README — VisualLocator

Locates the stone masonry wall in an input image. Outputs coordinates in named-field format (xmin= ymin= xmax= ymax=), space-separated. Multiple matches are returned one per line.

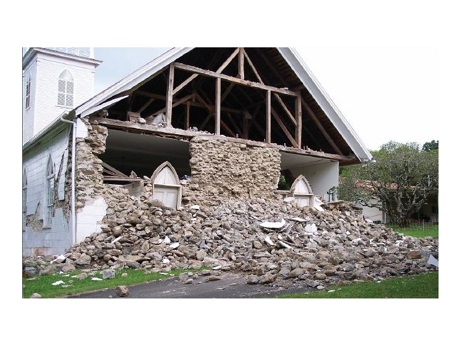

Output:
xmin=75 ymin=121 xmax=284 ymax=246
xmin=75 ymin=118 xmax=108 ymax=210
xmin=183 ymin=136 xmax=281 ymax=204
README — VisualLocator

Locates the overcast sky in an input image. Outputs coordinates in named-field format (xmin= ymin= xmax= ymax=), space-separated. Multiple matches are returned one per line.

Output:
xmin=93 ymin=47 xmax=438 ymax=152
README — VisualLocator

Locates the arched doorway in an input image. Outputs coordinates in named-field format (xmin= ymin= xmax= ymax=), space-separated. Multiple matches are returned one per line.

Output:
xmin=151 ymin=161 xmax=182 ymax=209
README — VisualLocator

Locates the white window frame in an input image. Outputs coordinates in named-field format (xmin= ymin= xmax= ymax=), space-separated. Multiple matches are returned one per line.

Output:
xmin=57 ymin=70 xmax=74 ymax=108
xmin=25 ymin=76 xmax=31 ymax=109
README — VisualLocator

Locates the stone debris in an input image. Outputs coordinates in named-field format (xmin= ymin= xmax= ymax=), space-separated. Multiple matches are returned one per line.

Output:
xmin=102 ymin=269 xmax=115 ymax=279
xmin=116 ymin=285 xmax=129 ymax=297
xmin=427 ymin=255 xmax=439 ymax=267
xmin=23 ymin=197 xmax=438 ymax=291
xmin=259 ymin=218 xmax=286 ymax=229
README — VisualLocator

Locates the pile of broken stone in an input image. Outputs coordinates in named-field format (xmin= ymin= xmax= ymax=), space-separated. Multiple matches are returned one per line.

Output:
xmin=23 ymin=196 xmax=438 ymax=291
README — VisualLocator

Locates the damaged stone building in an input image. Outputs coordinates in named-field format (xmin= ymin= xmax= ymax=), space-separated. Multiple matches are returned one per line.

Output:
xmin=22 ymin=47 xmax=373 ymax=256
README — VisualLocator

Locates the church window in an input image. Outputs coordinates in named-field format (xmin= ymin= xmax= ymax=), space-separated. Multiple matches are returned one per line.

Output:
xmin=25 ymin=76 xmax=31 ymax=109
xmin=57 ymin=70 xmax=74 ymax=107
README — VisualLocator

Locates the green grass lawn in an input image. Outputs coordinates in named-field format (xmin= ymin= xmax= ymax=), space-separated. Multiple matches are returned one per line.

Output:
xmin=278 ymin=271 xmax=438 ymax=298
xmin=22 ymin=268 xmax=200 ymax=298
xmin=24 ymin=268 xmax=439 ymax=299
xmin=390 ymin=223 xmax=438 ymax=239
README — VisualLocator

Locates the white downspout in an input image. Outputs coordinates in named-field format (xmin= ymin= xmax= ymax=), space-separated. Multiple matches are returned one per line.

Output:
xmin=60 ymin=113 xmax=77 ymax=244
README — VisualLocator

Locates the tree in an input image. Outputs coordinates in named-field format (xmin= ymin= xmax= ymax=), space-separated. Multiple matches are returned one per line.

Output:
xmin=339 ymin=141 xmax=438 ymax=226
xmin=422 ymin=139 xmax=439 ymax=152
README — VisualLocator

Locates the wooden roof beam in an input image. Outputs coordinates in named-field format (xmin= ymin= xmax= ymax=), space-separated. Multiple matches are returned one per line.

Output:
xmin=101 ymin=162 xmax=129 ymax=177
xmin=224 ymin=112 xmax=244 ymax=138
xmin=137 ymin=98 xmax=155 ymax=113
xmin=238 ymin=48 xmax=245 ymax=79
xmin=135 ymin=90 xmax=166 ymax=100
xmin=272 ymin=108 xmax=298 ymax=148
xmin=217 ymin=48 xmax=240 ymax=73
xmin=173 ymin=62 xmax=297 ymax=97
xmin=173 ymin=73 xmax=199 ymax=95
xmin=146 ymin=94 xmax=193 ymax=119
xmin=243 ymin=49 xmax=297 ymax=125
xmin=301 ymin=99 xmax=343 ymax=155
xmin=254 ymin=48 xmax=343 ymax=155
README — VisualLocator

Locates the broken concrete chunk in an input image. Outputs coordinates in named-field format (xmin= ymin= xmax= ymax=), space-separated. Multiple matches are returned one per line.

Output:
xmin=51 ymin=255 xmax=66 ymax=264
xmin=260 ymin=218 xmax=286 ymax=229
xmin=304 ymin=223 xmax=317 ymax=234
xmin=427 ymin=255 xmax=439 ymax=267
xmin=279 ymin=241 xmax=292 ymax=249
xmin=290 ymin=217 xmax=309 ymax=222
xmin=313 ymin=197 xmax=324 ymax=212
xmin=264 ymin=236 xmax=274 ymax=246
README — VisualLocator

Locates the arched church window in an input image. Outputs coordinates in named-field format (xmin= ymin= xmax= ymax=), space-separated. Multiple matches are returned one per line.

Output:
xmin=25 ymin=75 xmax=31 ymax=109
xmin=57 ymin=70 xmax=74 ymax=107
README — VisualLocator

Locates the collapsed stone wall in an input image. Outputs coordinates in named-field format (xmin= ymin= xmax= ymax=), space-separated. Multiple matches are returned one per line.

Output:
xmin=75 ymin=118 xmax=108 ymax=210
xmin=77 ymin=120 xmax=283 ymax=213
xmin=24 ymin=121 xmax=438 ymax=289
xmin=25 ymin=197 xmax=439 ymax=290
xmin=184 ymin=136 xmax=281 ymax=205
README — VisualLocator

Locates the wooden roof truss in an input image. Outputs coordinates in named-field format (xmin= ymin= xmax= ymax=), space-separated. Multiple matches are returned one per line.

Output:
xmin=97 ymin=48 xmax=357 ymax=163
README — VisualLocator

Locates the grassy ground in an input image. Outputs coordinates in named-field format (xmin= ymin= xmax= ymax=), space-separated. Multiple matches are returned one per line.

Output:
xmin=22 ymin=268 xmax=199 ymax=298
xmin=24 ymin=268 xmax=439 ymax=299
xmin=277 ymin=272 xmax=438 ymax=298
xmin=390 ymin=223 xmax=438 ymax=239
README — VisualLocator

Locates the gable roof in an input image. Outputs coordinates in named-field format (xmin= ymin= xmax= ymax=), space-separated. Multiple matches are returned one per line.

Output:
xmin=75 ymin=48 xmax=191 ymax=116
xmin=73 ymin=47 xmax=372 ymax=163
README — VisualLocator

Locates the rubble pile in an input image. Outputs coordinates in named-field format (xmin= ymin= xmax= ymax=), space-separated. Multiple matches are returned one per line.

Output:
xmin=23 ymin=192 xmax=438 ymax=289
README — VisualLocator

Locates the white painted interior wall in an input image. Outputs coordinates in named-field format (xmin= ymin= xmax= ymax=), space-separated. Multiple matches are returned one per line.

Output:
xmin=290 ymin=160 xmax=339 ymax=199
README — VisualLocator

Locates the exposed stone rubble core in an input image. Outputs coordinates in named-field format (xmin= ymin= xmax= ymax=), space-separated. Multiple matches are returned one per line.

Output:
xmin=75 ymin=118 xmax=108 ymax=210
xmin=184 ymin=136 xmax=281 ymax=204
xmin=24 ymin=193 xmax=438 ymax=289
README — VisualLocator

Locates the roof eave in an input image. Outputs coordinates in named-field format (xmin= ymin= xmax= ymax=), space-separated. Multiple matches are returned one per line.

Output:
xmin=23 ymin=111 xmax=74 ymax=154
xmin=22 ymin=47 xmax=102 ymax=69
xmin=74 ymin=47 xmax=193 ymax=117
